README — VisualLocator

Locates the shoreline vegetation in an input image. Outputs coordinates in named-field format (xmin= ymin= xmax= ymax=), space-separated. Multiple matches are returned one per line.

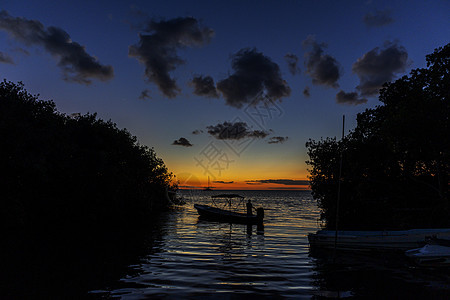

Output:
xmin=306 ymin=44 xmax=449 ymax=230
xmin=0 ymin=80 xmax=177 ymax=234
xmin=0 ymin=80 xmax=178 ymax=297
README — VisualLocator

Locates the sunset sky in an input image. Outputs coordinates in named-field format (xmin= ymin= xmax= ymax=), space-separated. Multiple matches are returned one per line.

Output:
xmin=1 ymin=0 xmax=449 ymax=190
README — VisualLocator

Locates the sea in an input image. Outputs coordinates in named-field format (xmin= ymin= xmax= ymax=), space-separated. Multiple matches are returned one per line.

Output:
xmin=87 ymin=190 xmax=449 ymax=299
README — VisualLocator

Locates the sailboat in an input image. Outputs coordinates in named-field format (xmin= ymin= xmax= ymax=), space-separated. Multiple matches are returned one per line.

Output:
xmin=203 ymin=176 xmax=213 ymax=191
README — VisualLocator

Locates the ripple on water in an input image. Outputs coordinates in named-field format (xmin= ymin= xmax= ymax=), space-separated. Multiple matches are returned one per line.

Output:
xmin=105 ymin=191 xmax=319 ymax=298
xmin=99 ymin=190 xmax=450 ymax=299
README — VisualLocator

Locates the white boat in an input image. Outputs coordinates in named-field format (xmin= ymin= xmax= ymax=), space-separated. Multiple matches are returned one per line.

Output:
xmin=308 ymin=228 xmax=450 ymax=251
xmin=405 ymin=238 xmax=450 ymax=266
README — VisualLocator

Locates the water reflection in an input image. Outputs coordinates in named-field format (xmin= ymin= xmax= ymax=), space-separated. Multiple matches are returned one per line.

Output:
xmin=310 ymin=247 xmax=450 ymax=299
xmin=75 ymin=190 xmax=450 ymax=299
xmin=101 ymin=191 xmax=318 ymax=298
xmin=1 ymin=214 xmax=170 ymax=299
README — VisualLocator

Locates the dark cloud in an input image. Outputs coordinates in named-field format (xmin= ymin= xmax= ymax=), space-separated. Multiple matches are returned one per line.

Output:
xmin=246 ymin=179 xmax=309 ymax=186
xmin=129 ymin=17 xmax=214 ymax=98
xmin=0 ymin=10 xmax=113 ymax=84
xmin=284 ymin=53 xmax=300 ymax=75
xmin=363 ymin=10 xmax=394 ymax=27
xmin=190 ymin=75 xmax=218 ymax=98
xmin=138 ymin=89 xmax=151 ymax=100
xmin=192 ymin=129 xmax=203 ymax=135
xmin=216 ymin=48 xmax=291 ymax=108
xmin=335 ymin=90 xmax=368 ymax=105
xmin=303 ymin=86 xmax=310 ymax=98
xmin=268 ymin=136 xmax=288 ymax=144
xmin=172 ymin=137 xmax=193 ymax=147
xmin=352 ymin=41 xmax=408 ymax=96
xmin=0 ymin=51 xmax=13 ymax=64
xmin=207 ymin=121 xmax=269 ymax=140
xmin=302 ymin=36 xmax=341 ymax=88
xmin=213 ymin=181 xmax=234 ymax=184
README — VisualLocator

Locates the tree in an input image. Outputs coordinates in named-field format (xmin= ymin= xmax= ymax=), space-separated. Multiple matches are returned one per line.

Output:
xmin=0 ymin=80 xmax=175 ymax=232
xmin=306 ymin=44 xmax=449 ymax=230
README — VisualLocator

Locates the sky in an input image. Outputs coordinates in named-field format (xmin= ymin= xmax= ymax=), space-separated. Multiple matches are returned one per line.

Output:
xmin=1 ymin=0 xmax=449 ymax=190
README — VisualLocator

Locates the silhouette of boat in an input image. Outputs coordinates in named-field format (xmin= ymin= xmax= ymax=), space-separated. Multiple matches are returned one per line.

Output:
xmin=203 ymin=176 xmax=213 ymax=191
xmin=194 ymin=194 xmax=264 ymax=224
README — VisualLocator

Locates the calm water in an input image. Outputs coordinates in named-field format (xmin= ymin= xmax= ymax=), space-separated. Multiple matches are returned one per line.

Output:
xmin=88 ymin=190 xmax=450 ymax=299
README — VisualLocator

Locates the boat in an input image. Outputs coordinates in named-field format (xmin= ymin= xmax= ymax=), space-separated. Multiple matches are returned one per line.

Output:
xmin=194 ymin=194 xmax=264 ymax=224
xmin=203 ymin=176 xmax=213 ymax=191
xmin=405 ymin=238 xmax=450 ymax=266
xmin=308 ymin=228 xmax=450 ymax=251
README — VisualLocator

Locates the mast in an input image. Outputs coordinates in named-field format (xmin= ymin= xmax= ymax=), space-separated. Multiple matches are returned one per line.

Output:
xmin=204 ymin=176 xmax=212 ymax=191
xmin=334 ymin=115 xmax=345 ymax=253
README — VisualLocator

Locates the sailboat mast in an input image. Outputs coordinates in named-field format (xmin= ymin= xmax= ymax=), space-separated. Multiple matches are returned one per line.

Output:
xmin=334 ymin=115 xmax=345 ymax=252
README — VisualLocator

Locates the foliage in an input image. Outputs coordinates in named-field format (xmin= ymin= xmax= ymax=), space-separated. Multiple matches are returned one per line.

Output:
xmin=0 ymin=80 xmax=175 ymax=231
xmin=306 ymin=44 xmax=449 ymax=230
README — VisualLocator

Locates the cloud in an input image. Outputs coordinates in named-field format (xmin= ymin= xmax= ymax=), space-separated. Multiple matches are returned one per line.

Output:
xmin=207 ymin=121 xmax=269 ymax=140
xmin=190 ymin=75 xmax=218 ymax=98
xmin=172 ymin=137 xmax=193 ymax=147
xmin=0 ymin=51 xmax=13 ymax=64
xmin=213 ymin=181 xmax=234 ymax=184
xmin=246 ymin=179 xmax=310 ymax=186
xmin=138 ymin=89 xmax=151 ymax=100
xmin=363 ymin=10 xmax=394 ymax=27
xmin=129 ymin=17 xmax=214 ymax=98
xmin=216 ymin=48 xmax=291 ymax=108
xmin=268 ymin=136 xmax=288 ymax=144
xmin=335 ymin=90 xmax=368 ymax=105
xmin=352 ymin=41 xmax=408 ymax=96
xmin=284 ymin=53 xmax=300 ymax=75
xmin=302 ymin=36 xmax=341 ymax=88
xmin=0 ymin=10 xmax=114 ymax=84
xmin=192 ymin=129 xmax=203 ymax=135
xmin=303 ymin=86 xmax=310 ymax=98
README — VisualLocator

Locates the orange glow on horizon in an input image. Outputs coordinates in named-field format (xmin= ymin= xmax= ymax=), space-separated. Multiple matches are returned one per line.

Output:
xmin=175 ymin=172 xmax=310 ymax=191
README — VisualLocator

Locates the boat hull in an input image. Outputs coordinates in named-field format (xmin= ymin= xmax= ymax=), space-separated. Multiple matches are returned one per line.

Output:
xmin=194 ymin=204 xmax=262 ymax=225
xmin=405 ymin=244 xmax=450 ymax=266
xmin=308 ymin=229 xmax=450 ymax=251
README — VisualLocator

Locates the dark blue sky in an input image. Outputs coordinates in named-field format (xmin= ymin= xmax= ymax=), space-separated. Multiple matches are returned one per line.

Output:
xmin=1 ymin=0 xmax=449 ymax=189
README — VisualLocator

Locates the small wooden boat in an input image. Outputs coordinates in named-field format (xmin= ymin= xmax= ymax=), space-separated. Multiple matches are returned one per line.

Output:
xmin=308 ymin=228 xmax=450 ymax=251
xmin=194 ymin=194 xmax=264 ymax=224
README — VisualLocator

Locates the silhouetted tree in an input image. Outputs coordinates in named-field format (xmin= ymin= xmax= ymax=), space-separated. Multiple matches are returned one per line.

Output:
xmin=0 ymin=80 xmax=175 ymax=232
xmin=306 ymin=44 xmax=449 ymax=230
